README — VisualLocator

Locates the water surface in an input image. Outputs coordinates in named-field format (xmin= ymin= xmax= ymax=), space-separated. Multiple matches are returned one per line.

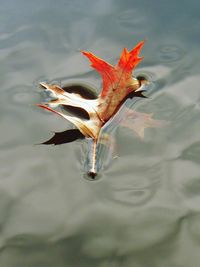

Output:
xmin=1 ymin=0 xmax=200 ymax=266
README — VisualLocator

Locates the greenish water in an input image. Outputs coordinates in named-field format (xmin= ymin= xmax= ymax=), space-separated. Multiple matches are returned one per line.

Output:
xmin=1 ymin=0 xmax=200 ymax=266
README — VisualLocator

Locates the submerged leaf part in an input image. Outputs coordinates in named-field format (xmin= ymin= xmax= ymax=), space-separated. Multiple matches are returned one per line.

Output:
xmin=120 ymin=108 xmax=168 ymax=139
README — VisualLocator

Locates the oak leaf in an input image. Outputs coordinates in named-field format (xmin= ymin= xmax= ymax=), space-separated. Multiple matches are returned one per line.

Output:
xmin=36 ymin=41 xmax=166 ymax=178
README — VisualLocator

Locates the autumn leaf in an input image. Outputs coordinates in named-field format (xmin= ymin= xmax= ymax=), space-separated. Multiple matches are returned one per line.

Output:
xmin=36 ymin=41 xmax=167 ymax=178
xmin=82 ymin=41 xmax=145 ymax=122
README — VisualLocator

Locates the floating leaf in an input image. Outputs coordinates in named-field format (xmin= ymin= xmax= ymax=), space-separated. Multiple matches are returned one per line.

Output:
xmin=36 ymin=41 xmax=167 ymax=178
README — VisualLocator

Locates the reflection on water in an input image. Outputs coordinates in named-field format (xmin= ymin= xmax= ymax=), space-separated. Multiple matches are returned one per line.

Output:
xmin=1 ymin=0 xmax=200 ymax=266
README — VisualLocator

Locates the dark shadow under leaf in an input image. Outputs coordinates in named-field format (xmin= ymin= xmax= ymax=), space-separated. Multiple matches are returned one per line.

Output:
xmin=127 ymin=90 xmax=147 ymax=99
xmin=62 ymin=105 xmax=90 ymax=120
xmin=42 ymin=129 xmax=85 ymax=145
xmin=62 ymin=84 xmax=97 ymax=99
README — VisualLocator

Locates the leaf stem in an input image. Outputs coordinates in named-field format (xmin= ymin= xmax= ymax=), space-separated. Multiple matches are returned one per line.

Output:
xmin=88 ymin=138 xmax=97 ymax=179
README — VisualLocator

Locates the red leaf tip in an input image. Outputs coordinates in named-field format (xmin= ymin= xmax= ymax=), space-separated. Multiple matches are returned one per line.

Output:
xmin=81 ymin=41 xmax=145 ymax=99
xmin=118 ymin=40 xmax=145 ymax=72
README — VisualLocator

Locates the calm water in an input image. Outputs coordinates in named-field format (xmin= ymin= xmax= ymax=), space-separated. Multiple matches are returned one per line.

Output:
xmin=1 ymin=0 xmax=200 ymax=266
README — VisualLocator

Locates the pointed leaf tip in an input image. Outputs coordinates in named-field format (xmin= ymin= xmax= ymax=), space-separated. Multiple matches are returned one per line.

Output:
xmin=82 ymin=50 xmax=117 ymax=98
xmin=35 ymin=104 xmax=66 ymax=119
xmin=82 ymin=51 xmax=114 ymax=73
xmin=130 ymin=40 xmax=145 ymax=56
xmin=118 ymin=40 xmax=145 ymax=72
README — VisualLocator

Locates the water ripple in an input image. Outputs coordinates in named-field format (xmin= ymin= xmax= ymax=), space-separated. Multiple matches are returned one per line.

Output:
xmin=106 ymin=160 xmax=162 ymax=206
xmin=187 ymin=213 xmax=200 ymax=242
xmin=179 ymin=141 xmax=200 ymax=164
xmin=170 ymin=160 xmax=200 ymax=210
xmin=116 ymin=9 xmax=147 ymax=35
xmin=158 ymin=44 xmax=185 ymax=63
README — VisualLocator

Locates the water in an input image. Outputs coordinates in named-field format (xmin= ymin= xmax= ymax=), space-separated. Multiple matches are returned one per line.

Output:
xmin=1 ymin=0 xmax=200 ymax=266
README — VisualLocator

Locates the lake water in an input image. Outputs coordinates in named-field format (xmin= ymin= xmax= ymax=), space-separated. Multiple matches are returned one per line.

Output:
xmin=1 ymin=0 xmax=200 ymax=266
